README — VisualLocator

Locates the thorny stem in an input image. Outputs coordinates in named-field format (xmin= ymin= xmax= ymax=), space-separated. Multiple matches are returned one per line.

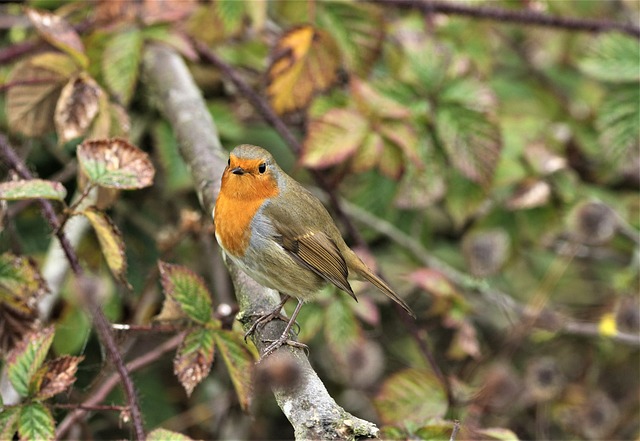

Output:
xmin=0 ymin=135 xmax=146 ymax=441
xmin=55 ymin=333 xmax=185 ymax=440
xmin=369 ymin=0 xmax=640 ymax=39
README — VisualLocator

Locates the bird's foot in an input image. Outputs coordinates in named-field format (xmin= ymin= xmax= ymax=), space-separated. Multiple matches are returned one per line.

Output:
xmin=244 ymin=309 xmax=288 ymax=342
xmin=261 ymin=335 xmax=308 ymax=358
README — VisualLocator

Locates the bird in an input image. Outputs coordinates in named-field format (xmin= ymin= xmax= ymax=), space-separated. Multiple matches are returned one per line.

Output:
xmin=213 ymin=144 xmax=415 ymax=357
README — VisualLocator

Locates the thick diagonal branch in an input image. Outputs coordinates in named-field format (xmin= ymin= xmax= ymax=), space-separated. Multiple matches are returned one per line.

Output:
xmin=142 ymin=43 xmax=379 ymax=439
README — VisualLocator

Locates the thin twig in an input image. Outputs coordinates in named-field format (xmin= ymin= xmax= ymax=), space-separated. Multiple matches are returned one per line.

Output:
xmin=0 ymin=134 xmax=146 ymax=441
xmin=369 ymin=0 xmax=640 ymax=39
xmin=450 ymin=419 xmax=461 ymax=441
xmin=55 ymin=333 xmax=184 ymax=440
xmin=340 ymin=197 xmax=640 ymax=347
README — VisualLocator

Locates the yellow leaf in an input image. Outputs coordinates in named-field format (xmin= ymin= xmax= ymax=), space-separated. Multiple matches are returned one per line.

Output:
xmin=267 ymin=25 xmax=341 ymax=114
xmin=81 ymin=208 xmax=128 ymax=285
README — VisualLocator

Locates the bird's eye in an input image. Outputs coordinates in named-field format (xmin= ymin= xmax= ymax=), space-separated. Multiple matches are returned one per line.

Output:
xmin=227 ymin=158 xmax=230 ymax=166
xmin=258 ymin=163 xmax=267 ymax=174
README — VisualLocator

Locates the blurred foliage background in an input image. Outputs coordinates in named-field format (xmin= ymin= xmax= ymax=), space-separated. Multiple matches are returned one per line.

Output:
xmin=0 ymin=0 xmax=638 ymax=440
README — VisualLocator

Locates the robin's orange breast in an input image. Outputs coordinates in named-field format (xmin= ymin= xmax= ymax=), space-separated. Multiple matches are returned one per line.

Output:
xmin=214 ymin=172 xmax=280 ymax=257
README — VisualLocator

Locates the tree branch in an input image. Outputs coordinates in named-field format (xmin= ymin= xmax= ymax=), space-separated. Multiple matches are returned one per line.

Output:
xmin=369 ymin=0 xmax=640 ymax=39
xmin=142 ymin=43 xmax=379 ymax=439
xmin=0 ymin=134 xmax=146 ymax=441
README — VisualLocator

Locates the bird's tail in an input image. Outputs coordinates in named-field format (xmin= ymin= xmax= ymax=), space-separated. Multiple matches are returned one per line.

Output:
xmin=354 ymin=263 xmax=416 ymax=318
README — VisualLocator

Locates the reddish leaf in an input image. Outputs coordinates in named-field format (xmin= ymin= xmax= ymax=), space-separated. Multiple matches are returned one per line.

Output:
xmin=26 ymin=8 xmax=87 ymax=68
xmin=302 ymin=108 xmax=368 ymax=168
xmin=174 ymin=327 xmax=216 ymax=397
xmin=33 ymin=355 xmax=84 ymax=400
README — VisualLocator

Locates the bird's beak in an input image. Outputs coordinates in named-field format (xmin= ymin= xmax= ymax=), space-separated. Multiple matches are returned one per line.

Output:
xmin=231 ymin=167 xmax=245 ymax=175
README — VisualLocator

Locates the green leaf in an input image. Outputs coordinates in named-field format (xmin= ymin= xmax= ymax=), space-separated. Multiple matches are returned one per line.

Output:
xmin=147 ymin=428 xmax=194 ymax=441
xmin=18 ymin=402 xmax=55 ymax=441
xmin=444 ymin=172 xmax=486 ymax=229
xmin=324 ymin=297 xmax=363 ymax=374
xmin=102 ymin=28 xmax=143 ymax=105
xmin=0 ymin=252 xmax=47 ymax=311
xmin=579 ymin=33 xmax=640 ymax=83
xmin=81 ymin=207 xmax=128 ymax=284
xmin=374 ymin=368 xmax=448 ymax=426
xmin=7 ymin=326 xmax=55 ymax=397
xmin=596 ymin=84 xmax=640 ymax=163
xmin=414 ymin=420 xmax=456 ymax=440
xmin=215 ymin=0 xmax=246 ymax=31
xmin=76 ymin=138 xmax=155 ymax=189
xmin=437 ymin=103 xmax=502 ymax=186
xmin=0 ymin=406 xmax=20 ymax=440
xmin=6 ymin=52 xmax=77 ymax=136
xmin=317 ymin=2 xmax=384 ymax=76
xmin=0 ymin=179 xmax=66 ymax=201
xmin=214 ymin=330 xmax=255 ymax=411
xmin=174 ymin=327 xmax=216 ymax=397
xmin=302 ymin=108 xmax=368 ymax=168
xmin=26 ymin=8 xmax=88 ymax=69
xmin=158 ymin=261 xmax=213 ymax=324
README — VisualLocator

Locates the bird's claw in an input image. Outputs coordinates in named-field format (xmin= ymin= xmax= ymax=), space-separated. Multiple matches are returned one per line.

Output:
xmin=261 ymin=336 xmax=308 ymax=358
xmin=243 ymin=309 xmax=288 ymax=342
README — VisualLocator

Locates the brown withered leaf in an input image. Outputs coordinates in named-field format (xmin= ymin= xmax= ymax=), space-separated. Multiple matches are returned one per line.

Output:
xmin=55 ymin=73 xmax=102 ymax=144
xmin=174 ymin=327 xmax=216 ymax=397
xmin=33 ymin=355 xmax=84 ymax=400
xmin=25 ymin=8 xmax=87 ymax=68
xmin=267 ymin=25 xmax=341 ymax=114
xmin=6 ymin=52 xmax=78 ymax=137
xmin=77 ymin=138 xmax=155 ymax=189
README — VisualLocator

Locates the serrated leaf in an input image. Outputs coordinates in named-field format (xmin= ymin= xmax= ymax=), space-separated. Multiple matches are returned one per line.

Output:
xmin=597 ymin=84 xmax=640 ymax=163
xmin=378 ymin=143 xmax=404 ymax=179
xmin=317 ymin=2 xmax=384 ymax=76
xmin=55 ymin=72 xmax=102 ymax=143
xmin=302 ymin=108 xmax=368 ymax=168
xmin=437 ymin=104 xmax=502 ymax=186
xmin=214 ymin=330 xmax=255 ymax=411
xmin=174 ymin=327 xmax=216 ymax=397
xmin=158 ymin=262 xmax=213 ymax=324
xmin=267 ymin=25 xmax=341 ymax=114
xmin=215 ymin=0 xmax=246 ymax=31
xmin=579 ymin=33 xmax=640 ymax=83
xmin=102 ymin=28 xmax=143 ymax=105
xmin=76 ymin=138 xmax=155 ymax=189
xmin=147 ymin=428 xmax=194 ymax=441
xmin=379 ymin=121 xmax=419 ymax=163
xmin=0 ymin=254 xmax=47 ymax=353
xmin=351 ymin=78 xmax=410 ymax=119
xmin=6 ymin=52 xmax=77 ymax=137
xmin=6 ymin=326 xmax=55 ymax=397
xmin=26 ymin=8 xmax=88 ymax=68
xmin=374 ymin=368 xmax=448 ymax=426
xmin=33 ymin=355 xmax=84 ymax=400
xmin=0 ymin=180 xmax=66 ymax=201
xmin=81 ymin=207 xmax=127 ymax=284
xmin=0 ymin=405 xmax=19 ymax=440
xmin=18 ymin=402 xmax=55 ymax=441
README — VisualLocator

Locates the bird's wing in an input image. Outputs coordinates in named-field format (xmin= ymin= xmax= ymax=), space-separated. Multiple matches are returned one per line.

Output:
xmin=275 ymin=228 xmax=356 ymax=301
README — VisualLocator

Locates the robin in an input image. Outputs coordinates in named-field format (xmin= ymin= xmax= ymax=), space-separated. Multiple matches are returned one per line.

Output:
xmin=214 ymin=144 xmax=415 ymax=357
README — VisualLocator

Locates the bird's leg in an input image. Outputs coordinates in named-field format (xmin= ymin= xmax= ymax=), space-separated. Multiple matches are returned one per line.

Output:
xmin=261 ymin=298 xmax=308 ymax=358
xmin=244 ymin=294 xmax=291 ymax=342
